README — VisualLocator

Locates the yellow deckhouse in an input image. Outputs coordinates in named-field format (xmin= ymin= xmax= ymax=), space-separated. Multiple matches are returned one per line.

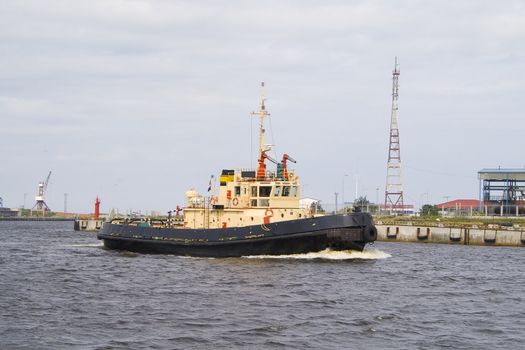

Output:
xmin=183 ymin=84 xmax=310 ymax=229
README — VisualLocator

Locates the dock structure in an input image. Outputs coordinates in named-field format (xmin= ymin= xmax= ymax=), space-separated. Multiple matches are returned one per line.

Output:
xmin=74 ymin=219 xmax=104 ymax=231
xmin=376 ymin=223 xmax=524 ymax=247
xmin=73 ymin=196 xmax=104 ymax=232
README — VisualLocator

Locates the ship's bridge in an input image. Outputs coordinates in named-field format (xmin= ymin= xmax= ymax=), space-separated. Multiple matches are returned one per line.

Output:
xmin=216 ymin=168 xmax=300 ymax=209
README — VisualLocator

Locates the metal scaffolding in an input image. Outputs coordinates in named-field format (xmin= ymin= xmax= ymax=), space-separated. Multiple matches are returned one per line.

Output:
xmin=384 ymin=57 xmax=404 ymax=213
xmin=478 ymin=168 xmax=525 ymax=216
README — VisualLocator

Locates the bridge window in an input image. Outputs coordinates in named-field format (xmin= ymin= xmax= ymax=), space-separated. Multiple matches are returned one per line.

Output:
xmin=259 ymin=186 xmax=272 ymax=197
xmin=274 ymin=186 xmax=281 ymax=197
xmin=259 ymin=199 xmax=270 ymax=207
xmin=282 ymin=186 xmax=291 ymax=197
xmin=235 ymin=186 xmax=241 ymax=196
xmin=291 ymin=186 xmax=297 ymax=197
xmin=251 ymin=186 xmax=257 ymax=197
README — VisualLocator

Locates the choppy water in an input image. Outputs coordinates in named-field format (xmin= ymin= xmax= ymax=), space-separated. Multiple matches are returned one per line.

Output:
xmin=1 ymin=221 xmax=524 ymax=349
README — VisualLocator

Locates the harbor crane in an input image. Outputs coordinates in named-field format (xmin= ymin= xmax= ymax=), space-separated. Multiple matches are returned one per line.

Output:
xmin=32 ymin=171 xmax=52 ymax=212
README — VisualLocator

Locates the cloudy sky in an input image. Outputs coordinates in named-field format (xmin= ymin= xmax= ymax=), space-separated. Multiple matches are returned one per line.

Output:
xmin=1 ymin=0 xmax=524 ymax=213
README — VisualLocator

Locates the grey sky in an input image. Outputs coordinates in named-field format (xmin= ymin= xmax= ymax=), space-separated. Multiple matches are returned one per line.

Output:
xmin=1 ymin=0 xmax=524 ymax=213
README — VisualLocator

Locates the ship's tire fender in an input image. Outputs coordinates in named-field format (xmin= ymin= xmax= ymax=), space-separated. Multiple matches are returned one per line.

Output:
xmin=265 ymin=208 xmax=273 ymax=217
xmin=232 ymin=198 xmax=239 ymax=206
xmin=363 ymin=225 xmax=377 ymax=242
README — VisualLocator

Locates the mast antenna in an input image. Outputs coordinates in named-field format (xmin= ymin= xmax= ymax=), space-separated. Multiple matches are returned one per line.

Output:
xmin=384 ymin=57 xmax=404 ymax=214
xmin=251 ymin=82 xmax=271 ymax=156
xmin=252 ymin=82 xmax=273 ymax=180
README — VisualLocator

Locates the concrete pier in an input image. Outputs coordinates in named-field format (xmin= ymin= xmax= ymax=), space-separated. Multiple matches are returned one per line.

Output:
xmin=0 ymin=217 xmax=74 ymax=221
xmin=74 ymin=219 xmax=104 ymax=232
xmin=376 ymin=224 xmax=524 ymax=247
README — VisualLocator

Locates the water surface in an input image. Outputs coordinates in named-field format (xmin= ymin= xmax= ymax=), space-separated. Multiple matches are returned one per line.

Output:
xmin=1 ymin=221 xmax=524 ymax=349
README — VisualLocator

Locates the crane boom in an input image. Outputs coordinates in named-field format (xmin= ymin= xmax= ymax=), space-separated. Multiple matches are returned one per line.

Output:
xmin=32 ymin=170 xmax=52 ymax=212
xmin=263 ymin=152 xmax=278 ymax=164
xmin=282 ymin=154 xmax=296 ymax=164
xmin=281 ymin=154 xmax=297 ymax=180
xmin=43 ymin=171 xmax=52 ymax=193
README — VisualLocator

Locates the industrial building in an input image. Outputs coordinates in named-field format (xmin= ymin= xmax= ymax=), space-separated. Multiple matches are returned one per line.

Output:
xmin=435 ymin=199 xmax=481 ymax=216
xmin=0 ymin=198 xmax=20 ymax=218
xmin=478 ymin=168 xmax=525 ymax=216
xmin=0 ymin=207 xmax=19 ymax=218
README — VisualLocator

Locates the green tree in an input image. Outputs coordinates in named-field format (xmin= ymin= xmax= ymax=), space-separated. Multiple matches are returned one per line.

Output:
xmin=420 ymin=204 xmax=439 ymax=216
xmin=354 ymin=196 xmax=370 ymax=212
xmin=310 ymin=201 xmax=324 ymax=213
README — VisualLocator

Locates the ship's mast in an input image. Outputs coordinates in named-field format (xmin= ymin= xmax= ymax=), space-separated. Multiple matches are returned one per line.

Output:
xmin=252 ymin=82 xmax=270 ymax=157
xmin=252 ymin=82 xmax=273 ymax=179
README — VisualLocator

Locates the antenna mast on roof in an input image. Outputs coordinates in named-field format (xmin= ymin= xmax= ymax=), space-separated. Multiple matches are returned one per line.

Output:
xmin=384 ymin=57 xmax=404 ymax=213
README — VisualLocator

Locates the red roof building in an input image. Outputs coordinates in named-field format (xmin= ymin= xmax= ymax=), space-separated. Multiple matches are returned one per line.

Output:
xmin=435 ymin=199 xmax=481 ymax=210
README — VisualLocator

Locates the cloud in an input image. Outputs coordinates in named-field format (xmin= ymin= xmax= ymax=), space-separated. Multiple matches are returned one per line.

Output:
xmin=0 ymin=0 xmax=524 ymax=211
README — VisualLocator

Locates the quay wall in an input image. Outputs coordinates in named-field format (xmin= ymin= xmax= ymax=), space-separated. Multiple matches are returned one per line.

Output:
xmin=74 ymin=219 xmax=104 ymax=232
xmin=376 ymin=224 xmax=524 ymax=247
xmin=0 ymin=217 xmax=74 ymax=221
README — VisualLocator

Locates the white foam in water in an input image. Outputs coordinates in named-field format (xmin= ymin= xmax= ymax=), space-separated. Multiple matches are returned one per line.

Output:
xmin=243 ymin=248 xmax=391 ymax=260
xmin=63 ymin=243 xmax=104 ymax=248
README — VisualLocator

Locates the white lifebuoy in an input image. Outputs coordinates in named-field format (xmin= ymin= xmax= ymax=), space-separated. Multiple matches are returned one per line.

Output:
xmin=232 ymin=198 xmax=239 ymax=206
xmin=210 ymin=196 xmax=217 ymax=205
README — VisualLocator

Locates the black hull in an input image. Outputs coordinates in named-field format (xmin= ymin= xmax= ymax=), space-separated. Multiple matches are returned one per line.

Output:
xmin=97 ymin=213 xmax=377 ymax=257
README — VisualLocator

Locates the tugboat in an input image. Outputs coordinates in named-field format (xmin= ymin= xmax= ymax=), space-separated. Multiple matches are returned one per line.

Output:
xmin=97 ymin=84 xmax=377 ymax=257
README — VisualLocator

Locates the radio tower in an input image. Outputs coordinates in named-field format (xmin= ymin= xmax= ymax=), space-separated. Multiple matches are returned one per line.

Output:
xmin=384 ymin=57 xmax=404 ymax=213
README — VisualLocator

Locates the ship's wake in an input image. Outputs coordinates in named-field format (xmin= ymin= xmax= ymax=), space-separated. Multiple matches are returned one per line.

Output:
xmin=62 ymin=243 xmax=104 ymax=248
xmin=243 ymin=248 xmax=391 ymax=260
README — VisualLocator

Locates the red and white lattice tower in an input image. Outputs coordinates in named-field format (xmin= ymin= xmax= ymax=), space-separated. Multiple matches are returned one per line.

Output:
xmin=384 ymin=57 xmax=404 ymax=213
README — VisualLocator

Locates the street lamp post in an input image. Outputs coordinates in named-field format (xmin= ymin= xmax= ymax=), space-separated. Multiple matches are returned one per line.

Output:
xmin=334 ymin=192 xmax=339 ymax=213
xmin=302 ymin=184 xmax=309 ymax=198
xmin=420 ymin=192 xmax=429 ymax=210
xmin=342 ymin=174 xmax=349 ymax=211
xmin=376 ymin=187 xmax=379 ymax=214
xmin=418 ymin=192 xmax=427 ymax=216
xmin=354 ymin=174 xmax=359 ymax=201
xmin=443 ymin=196 xmax=449 ymax=216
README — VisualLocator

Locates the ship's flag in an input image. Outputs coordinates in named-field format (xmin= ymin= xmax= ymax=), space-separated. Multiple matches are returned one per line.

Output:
xmin=207 ymin=175 xmax=214 ymax=192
